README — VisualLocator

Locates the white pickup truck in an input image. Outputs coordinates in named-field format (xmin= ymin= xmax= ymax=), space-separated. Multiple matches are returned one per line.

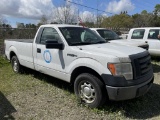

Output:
xmin=5 ymin=24 xmax=154 ymax=108
xmin=91 ymin=28 xmax=149 ymax=50
xmin=127 ymin=27 xmax=160 ymax=56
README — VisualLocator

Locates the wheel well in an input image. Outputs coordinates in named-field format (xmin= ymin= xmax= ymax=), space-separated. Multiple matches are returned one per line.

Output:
xmin=10 ymin=51 xmax=16 ymax=60
xmin=70 ymin=66 xmax=104 ymax=85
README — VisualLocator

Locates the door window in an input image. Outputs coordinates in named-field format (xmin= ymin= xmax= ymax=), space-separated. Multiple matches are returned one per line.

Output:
xmin=131 ymin=29 xmax=145 ymax=39
xmin=40 ymin=28 xmax=61 ymax=44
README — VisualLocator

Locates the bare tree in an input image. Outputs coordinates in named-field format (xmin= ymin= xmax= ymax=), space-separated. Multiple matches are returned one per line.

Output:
xmin=97 ymin=14 xmax=107 ymax=27
xmin=0 ymin=16 xmax=7 ymax=27
xmin=80 ymin=11 xmax=96 ymax=23
xmin=53 ymin=4 xmax=77 ymax=24
xmin=39 ymin=15 xmax=48 ymax=25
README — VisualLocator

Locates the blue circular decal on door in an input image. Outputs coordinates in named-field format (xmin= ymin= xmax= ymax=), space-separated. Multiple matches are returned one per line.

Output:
xmin=43 ymin=50 xmax=52 ymax=63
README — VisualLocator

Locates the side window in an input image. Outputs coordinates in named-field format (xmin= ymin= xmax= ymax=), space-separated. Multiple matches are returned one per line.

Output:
xmin=131 ymin=29 xmax=145 ymax=39
xmin=148 ymin=29 xmax=160 ymax=39
xmin=82 ymin=31 xmax=97 ymax=42
xmin=40 ymin=28 xmax=61 ymax=44
xmin=103 ymin=30 xmax=114 ymax=40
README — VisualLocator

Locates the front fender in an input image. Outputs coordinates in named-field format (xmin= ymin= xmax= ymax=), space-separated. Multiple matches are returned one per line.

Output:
xmin=67 ymin=58 xmax=111 ymax=76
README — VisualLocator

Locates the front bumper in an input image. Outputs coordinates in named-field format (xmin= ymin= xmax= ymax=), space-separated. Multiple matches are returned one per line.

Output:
xmin=106 ymin=75 xmax=154 ymax=101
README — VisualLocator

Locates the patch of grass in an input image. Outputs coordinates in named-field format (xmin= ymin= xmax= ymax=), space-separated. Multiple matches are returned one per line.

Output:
xmin=0 ymin=56 xmax=9 ymax=68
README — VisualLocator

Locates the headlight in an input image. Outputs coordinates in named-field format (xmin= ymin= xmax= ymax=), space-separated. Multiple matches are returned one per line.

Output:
xmin=107 ymin=63 xmax=133 ymax=80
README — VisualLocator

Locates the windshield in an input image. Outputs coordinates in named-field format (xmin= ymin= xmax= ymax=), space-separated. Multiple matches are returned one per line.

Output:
xmin=59 ymin=27 xmax=106 ymax=46
xmin=97 ymin=29 xmax=120 ymax=41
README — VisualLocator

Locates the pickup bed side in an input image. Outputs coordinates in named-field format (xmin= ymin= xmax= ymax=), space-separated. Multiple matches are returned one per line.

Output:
xmin=5 ymin=39 xmax=35 ymax=69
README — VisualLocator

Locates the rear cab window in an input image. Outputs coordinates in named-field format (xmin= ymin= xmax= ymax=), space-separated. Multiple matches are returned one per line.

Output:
xmin=131 ymin=29 xmax=145 ymax=39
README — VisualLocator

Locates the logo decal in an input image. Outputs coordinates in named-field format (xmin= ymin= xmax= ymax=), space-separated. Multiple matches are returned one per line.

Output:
xmin=43 ymin=50 xmax=52 ymax=63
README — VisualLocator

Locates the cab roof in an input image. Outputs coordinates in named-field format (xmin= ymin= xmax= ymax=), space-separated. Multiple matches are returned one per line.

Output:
xmin=40 ymin=24 xmax=84 ymax=28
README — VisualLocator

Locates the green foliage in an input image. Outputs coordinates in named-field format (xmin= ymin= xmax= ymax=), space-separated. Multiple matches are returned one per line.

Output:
xmin=84 ymin=22 xmax=95 ymax=28
xmin=141 ymin=10 xmax=147 ymax=15
xmin=101 ymin=14 xmax=133 ymax=29
xmin=152 ymin=4 xmax=160 ymax=27
xmin=25 ymin=24 xmax=37 ymax=28
xmin=154 ymin=4 xmax=160 ymax=16
xmin=100 ymin=4 xmax=160 ymax=28
xmin=132 ymin=12 xmax=153 ymax=27
xmin=0 ymin=56 xmax=9 ymax=68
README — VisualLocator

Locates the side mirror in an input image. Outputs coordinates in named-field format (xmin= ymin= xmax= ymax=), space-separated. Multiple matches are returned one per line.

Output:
xmin=45 ymin=40 xmax=64 ymax=50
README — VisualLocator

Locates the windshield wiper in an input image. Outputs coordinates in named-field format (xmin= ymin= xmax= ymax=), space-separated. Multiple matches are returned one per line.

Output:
xmin=70 ymin=42 xmax=92 ymax=46
xmin=94 ymin=41 xmax=106 ymax=44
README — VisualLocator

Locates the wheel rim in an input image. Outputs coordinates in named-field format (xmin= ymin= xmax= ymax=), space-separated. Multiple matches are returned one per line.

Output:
xmin=13 ymin=59 xmax=18 ymax=72
xmin=79 ymin=81 xmax=96 ymax=104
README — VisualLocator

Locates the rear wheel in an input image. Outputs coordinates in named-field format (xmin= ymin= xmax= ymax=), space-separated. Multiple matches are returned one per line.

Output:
xmin=11 ymin=56 xmax=23 ymax=73
xmin=74 ymin=73 xmax=106 ymax=108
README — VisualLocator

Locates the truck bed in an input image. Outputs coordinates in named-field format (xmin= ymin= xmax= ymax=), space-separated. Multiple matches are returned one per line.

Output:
xmin=5 ymin=39 xmax=34 ymax=43
xmin=5 ymin=39 xmax=34 ymax=69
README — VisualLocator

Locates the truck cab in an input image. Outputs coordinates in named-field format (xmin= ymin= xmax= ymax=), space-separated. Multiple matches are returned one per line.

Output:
xmin=127 ymin=27 xmax=160 ymax=56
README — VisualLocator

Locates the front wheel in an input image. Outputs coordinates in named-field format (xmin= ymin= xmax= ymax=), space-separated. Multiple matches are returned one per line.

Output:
xmin=11 ymin=56 xmax=23 ymax=73
xmin=74 ymin=73 xmax=107 ymax=108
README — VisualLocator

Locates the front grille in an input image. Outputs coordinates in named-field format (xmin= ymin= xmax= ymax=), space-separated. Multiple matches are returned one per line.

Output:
xmin=130 ymin=51 xmax=152 ymax=79
xmin=138 ymin=54 xmax=151 ymax=75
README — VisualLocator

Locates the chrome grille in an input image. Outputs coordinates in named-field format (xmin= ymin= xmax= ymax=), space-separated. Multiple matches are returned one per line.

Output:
xmin=138 ymin=54 xmax=151 ymax=76
xmin=130 ymin=52 xmax=152 ymax=79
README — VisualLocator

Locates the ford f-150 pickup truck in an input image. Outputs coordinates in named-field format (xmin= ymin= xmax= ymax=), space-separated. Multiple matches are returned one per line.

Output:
xmin=127 ymin=27 xmax=160 ymax=56
xmin=91 ymin=28 xmax=149 ymax=50
xmin=5 ymin=24 xmax=154 ymax=108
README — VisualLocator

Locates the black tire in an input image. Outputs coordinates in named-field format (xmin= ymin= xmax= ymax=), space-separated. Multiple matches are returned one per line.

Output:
xmin=74 ymin=73 xmax=107 ymax=108
xmin=11 ymin=56 xmax=23 ymax=73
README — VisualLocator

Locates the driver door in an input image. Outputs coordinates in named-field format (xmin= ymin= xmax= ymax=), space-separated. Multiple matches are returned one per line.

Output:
xmin=147 ymin=29 xmax=160 ymax=55
xmin=35 ymin=27 xmax=66 ymax=75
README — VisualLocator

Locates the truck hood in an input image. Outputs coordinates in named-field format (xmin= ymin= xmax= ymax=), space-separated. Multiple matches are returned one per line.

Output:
xmin=109 ymin=39 xmax=147 ymax=47
xmin=77 ymin=43 xmax=145 ymax=58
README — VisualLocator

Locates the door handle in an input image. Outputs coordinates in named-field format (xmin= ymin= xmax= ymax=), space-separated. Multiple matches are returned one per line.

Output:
xmin=37 ymin=48 xmax=41 ymax=53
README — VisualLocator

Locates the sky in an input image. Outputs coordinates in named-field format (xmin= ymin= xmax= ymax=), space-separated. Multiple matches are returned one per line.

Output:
xmin=0 ymin=0 xmax=159 ymax=27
